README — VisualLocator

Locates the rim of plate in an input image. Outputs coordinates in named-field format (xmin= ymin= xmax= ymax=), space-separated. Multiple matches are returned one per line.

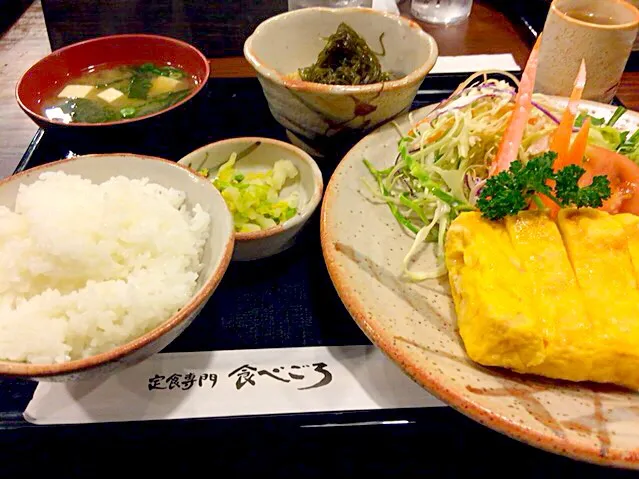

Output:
xmin=0 ymin=154 xmax=235 ymax=377
xmin=320 ymin=98 xmax=639 ymax=468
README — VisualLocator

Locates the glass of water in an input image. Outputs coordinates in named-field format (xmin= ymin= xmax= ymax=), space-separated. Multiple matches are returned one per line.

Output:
xmin=288 ymin=0 xmax=373 ymax=10
xmin=411 ymin=0 xmax=472 ymax=24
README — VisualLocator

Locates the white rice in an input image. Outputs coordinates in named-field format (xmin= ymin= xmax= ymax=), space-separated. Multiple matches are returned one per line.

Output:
xmin=0 ymin=171 xmax=211 ymax=364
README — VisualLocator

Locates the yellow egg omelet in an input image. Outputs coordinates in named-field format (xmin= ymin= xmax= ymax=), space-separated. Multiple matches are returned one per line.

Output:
xmin=445 ymin=209 xmax=639 ymax=390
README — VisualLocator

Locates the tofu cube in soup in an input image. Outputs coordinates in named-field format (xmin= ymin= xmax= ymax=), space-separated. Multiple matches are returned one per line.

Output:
xmin=148 ymin=76 xmax=182 ymax=97
xmin=58 ymin=85 xmax=94 ymax=99
xmin=97 ymin=88 xmax=125 ymax=104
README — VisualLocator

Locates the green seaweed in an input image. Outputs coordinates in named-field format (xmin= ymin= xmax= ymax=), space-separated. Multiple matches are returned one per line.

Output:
xmin=130 ymin=89 xmax=190 ymax=117
xmin=57 ymin=98 xmax=118 ymax=123
xmin=298 ymin=23 xmax=392 ymax=86
xmin=128 ymin=72 xmax=153 ymax=100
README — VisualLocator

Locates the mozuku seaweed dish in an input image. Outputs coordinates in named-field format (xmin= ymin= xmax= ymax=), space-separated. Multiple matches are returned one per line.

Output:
xmin=298 ymin=23 xmax=395 ymax=86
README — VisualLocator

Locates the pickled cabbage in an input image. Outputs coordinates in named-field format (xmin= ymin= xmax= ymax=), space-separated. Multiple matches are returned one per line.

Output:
xmin=199 ymin=153 xmax=299 ymax=233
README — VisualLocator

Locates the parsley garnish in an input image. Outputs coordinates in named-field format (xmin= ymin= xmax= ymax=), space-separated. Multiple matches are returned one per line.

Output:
xmin=477 ymin=152 xmax=611 ymax=220
xmin=553 ymin=165 xmax=610 ymax=208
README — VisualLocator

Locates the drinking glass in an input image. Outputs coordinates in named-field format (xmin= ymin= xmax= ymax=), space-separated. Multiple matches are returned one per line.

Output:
xmin=410 ymin=0 xmax=472 ymax=25
xmin=288 ymin=0 xmax=373 ymax=10
xmin=628 ymin=0 xmax=639 ymax=52
xmin=536 ymin=0 xmax=639 ymax=103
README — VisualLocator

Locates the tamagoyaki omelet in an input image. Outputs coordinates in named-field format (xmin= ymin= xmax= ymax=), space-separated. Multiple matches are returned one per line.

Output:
xmin=445 ymin=208 xmax=639 ymax=390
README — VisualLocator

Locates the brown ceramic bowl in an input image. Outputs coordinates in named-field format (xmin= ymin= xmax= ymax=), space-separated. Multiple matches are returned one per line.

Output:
xmin=0 ymin=154 xmax=234 ymax=381
xmin=16 ymin=34 xmax=209 ymax=128
xmin=244 ymin=7 xmax=438 ymax=156
xmin=179 ymin=137 xmax=324 ymax=261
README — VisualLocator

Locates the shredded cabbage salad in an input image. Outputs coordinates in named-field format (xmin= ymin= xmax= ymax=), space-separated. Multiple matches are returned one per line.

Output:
xmin=363 ymin=70 xmax=639 ymax=281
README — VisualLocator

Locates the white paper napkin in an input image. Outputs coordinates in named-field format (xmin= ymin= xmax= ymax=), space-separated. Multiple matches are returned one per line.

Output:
xmin=25 ymin=345 xmax=444 ymax=425
xmin=431 ymin=54 xmax=521 ymax=74
xmin=370 ymin=1 xmax=522 ymax=74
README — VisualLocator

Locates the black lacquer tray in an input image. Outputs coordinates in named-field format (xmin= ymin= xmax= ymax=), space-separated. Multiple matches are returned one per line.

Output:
xmin=0 ymin=75 xmax=632 ymax=478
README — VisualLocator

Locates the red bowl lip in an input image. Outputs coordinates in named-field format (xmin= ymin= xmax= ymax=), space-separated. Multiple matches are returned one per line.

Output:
xmin=15 ymin=33 xmax=210 ymax=128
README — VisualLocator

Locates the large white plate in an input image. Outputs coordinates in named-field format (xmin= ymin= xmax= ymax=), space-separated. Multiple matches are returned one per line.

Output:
xmin=321 ymin=98 xmax=639 ymax=468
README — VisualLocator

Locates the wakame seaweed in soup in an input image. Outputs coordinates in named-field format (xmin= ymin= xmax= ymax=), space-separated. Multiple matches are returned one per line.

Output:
xmin=42 ymin=63 xmax=195 ymax=124
xmin=298 ymin=23 xmax=394 ymax=86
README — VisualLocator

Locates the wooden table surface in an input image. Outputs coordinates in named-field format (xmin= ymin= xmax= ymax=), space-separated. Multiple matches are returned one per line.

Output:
xmin=0 ymin=0 xmax=638 ymax=179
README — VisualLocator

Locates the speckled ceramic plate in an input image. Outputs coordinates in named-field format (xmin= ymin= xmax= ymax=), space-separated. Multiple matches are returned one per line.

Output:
xmin=321 ymin=99 xmax=639 ymax=468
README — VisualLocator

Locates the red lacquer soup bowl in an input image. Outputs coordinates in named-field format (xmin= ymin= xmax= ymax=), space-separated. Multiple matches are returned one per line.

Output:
xmin=16 ymin=34 xmax=210 ymax=128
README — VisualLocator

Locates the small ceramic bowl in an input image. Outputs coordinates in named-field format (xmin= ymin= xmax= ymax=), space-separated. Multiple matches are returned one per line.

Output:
xmin=16 ymin=34 xmax=210 ymax=128
xmin=0 ymin=154 xmax=234 ymax=381
xmin=244 ymin=7 xmax=438 ymax=155
xmin=179 ymin=137 xmax=323 ymax=261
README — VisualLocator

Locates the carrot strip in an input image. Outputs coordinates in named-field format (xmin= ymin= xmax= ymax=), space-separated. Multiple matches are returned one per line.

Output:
xmin=549 ymin=59 xmax=587 ymax=167
xmin=535 ymin=117 xmax=591 ymax=218
xmin=489 ymin=35 xmax=543 ymax=176
xmin=532 ymin=192 xmax=559 ymax=218
xmin=559 ymin=116 xmax=591 ymax=169
xmin=531 ymin=61 xmax=588 ymax=218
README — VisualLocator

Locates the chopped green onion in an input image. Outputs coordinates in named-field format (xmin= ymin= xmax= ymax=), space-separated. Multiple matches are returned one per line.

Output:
xmin=607 ymin=106 xmax=627 ymax=127
xmin=120 ymin=107 xmax=136 ymax=118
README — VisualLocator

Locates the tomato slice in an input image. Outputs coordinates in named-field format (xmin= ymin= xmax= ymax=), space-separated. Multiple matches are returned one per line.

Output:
xmin=582 ymin=145 xmax=639 ymax=215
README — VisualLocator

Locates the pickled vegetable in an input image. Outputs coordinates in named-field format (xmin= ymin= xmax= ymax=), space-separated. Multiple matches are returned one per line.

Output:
xmin=199 ymin=154 xmax=300 ymax=233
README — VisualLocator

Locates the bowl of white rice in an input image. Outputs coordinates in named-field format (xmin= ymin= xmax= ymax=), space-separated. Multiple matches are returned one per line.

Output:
xmin=0 ymin=153 xmax=234 ymax=381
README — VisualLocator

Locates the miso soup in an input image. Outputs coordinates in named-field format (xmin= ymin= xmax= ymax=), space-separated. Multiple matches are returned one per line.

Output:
xmin=42 ymin=63 xmax=196 ymax=124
